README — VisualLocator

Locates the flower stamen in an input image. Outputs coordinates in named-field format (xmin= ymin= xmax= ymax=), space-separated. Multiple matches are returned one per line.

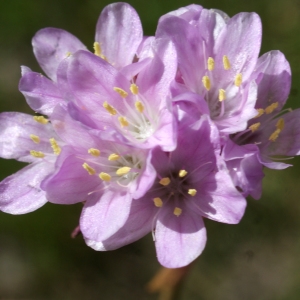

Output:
xmin=223 ymin=55 xmax=231 ymax=70
xmin=173 ymin=207 xmax=182 ymax=217
xmin=135 ymin=101 xmax=144 ymax=113
xmin=249 ymin=122 xmax=261 ymax=132
xmin=118 ymin=116 xmax=129 ymax=127
xmin=82 ymin=162 xmax=96 ymax=175
xmin=99 ymin=172 xmax=111 ymax=181
xmin=113 ymin=87 xmax=128 ymax=98
xmin=108 ymin=153 xmax=120 ymax=161
xmin=116 ymin=166 xmax=131 ymax=176
xmin=255 ymin=108 xmax=264 ymax=118
xmin=103 ymin=101 xmax=117 ymax=115
xmin=234 ymin=73 xmax=243 ymax=87
xmin=188 ymin=189 xmax=197 ymax=196
xmin=153 ymin=197 xmax=163 ymax=208
xmin=30 ymin=134 xmax=40 ymax=144
xmin=159 ymin=177 xmax=171 ymax=186
xmin=202 ymin=76 xmax=211 ymax=91
xmin=219 ymin=89 xmax=226 ymax=101
xmin=208 ymin=57 xmax=215 ymax=71
xmin=130 ymin=83 xmax=139 ymax=95
xmin=30 ymin=150 xmax=45 ymax=158
xmin=33 ymin=116 xmax=48 ymax=124
xmin=88 ymin=148 xmax=101 ymax=157
xmin=265 ymin=102 xmax=278 ymax=114
xmin=178 ymin=170 xmax=188 ymax=177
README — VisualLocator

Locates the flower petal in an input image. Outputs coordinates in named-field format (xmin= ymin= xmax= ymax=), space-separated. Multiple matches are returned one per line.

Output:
xmin=155 ymin=208 xmax=206 ymax=268
xmin=0 ymin=162 xmax=52 ymax=214
xmin=255 ymin=50 xmax=291 ymax=113
xmin=19 ymin=68 xmax=64 ymax=115
xmin=191 ymin=170 xmax=247 ymax=224
xmin=32 ymin=28 xmax=87 ymax=81
xmin=87 ymin=197 xmax=157 ymax=251
xmin=43 ymin=151 xmax=100 ymax=204
xmin=214 ymin=12 xmax=262 ymax=83
xmin=80 ymin=190 xmax=132 ymax=242
xmin=95 ymin=3 xmax=143 ymax=69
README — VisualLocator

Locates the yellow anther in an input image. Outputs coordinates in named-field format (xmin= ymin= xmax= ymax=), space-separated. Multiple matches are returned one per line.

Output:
xmin=30 ymin=134 xmax=40 ymax=144
xmin=255 ymin=108 xmax=264 ymax=118
xmin=130 ymin=83 xmax=139 ymax=95
xmin=99 ymin=172 xmax=111 ymax=182
xmin=66 ymin=52 xmax=72 ymax=57
xmin=208 ymin=57 xmax=215 ymax=71
xmin=249 ymin=122 xmax=261 ymax=132
xmin=223 ymin=55 xmax=231 ymax=70
xmin=49 ymin=138 xmax=61 ymax=155
xmin=269 ymin=128 xmax=281 ymax=142
xmin=93 ymin=42 xmax=107 ymax=60
xmin=159 ymin=177 xmax=171 ymax=186
xmin=93 ymin=42 xmax=101 ymax=56
xmin=108 ymin=153 xmax=120 ymax=161
xmin=202 ymin=75 xmax=211 ymax=91
xmin=103 ymin=101 xmax=117 ymax=115
xmin=30 ymin=150 xmax=45 ymax=158
xmin=118 ymin=116 xmax=129 ymax=127
xmin=276 ymin=118 xmax=285 ymax=130
xmin=234 ymin=73 xmax=243 ymax=87
xmin=179 ymin=170 xmax=188 ymax=177
xmin=116 ymin=166 xmax=131 ymax=176
xmin=113 ymin=87 xmax=128 ymax=98
xmin=135 ymin=101 xmax=144 ymax=113
xmin=82 ymin=163 xmax=96 ymax=175
xmin=188 ymin=189 xmax=197 ymax=196
xmin=219 ymin=89 xmax=226 ymax=101
xmin=173 ymin=207 xmax=182 ymax=217
xmin=33 ymin=116 xmax=48 ymax=124
xmin=88 ymin=148 xmax=100 ymax=157
xmin=265 ymin=102 xmax=278 ymax=114
xmin=153 ymin=197 xmax=163 ymax=208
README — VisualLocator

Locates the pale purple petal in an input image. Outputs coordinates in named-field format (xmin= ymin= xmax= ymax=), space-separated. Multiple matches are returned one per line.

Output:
xmin=156 ymin=16 xmax=204 ymax=93
xmin=255 ymin=50 xmax=291 ymax=112
xmin=19 ymin=69 xmax=64 ymax=115
xmin=0 ymin=162 xmax=52 ymax=214
xmin=159 ymin=4 xmax=202 ymax=22
xmin=137 ymin=38 xmax=177 ymax=105
xmin=68 ymin=50 xmax=126 ymax=126
xmin=155 ymin=208 xmax=206 ymax=268
xmin=214 ymin=12 xmax=262 ymax=83
xmin=95 ymin=3 xmax=143 ymax=69
xmin=80 ymin=190 xmax=132 ymax=242
xmin=88 ymin=198 xmax=157 ymax=251
xmin=191 ymin=170 xmax=247 ymax=224
xmin=32 ymin=28 xmax=87 ymax=81
xmin=43 ymin=152 xmax=100 ymax=204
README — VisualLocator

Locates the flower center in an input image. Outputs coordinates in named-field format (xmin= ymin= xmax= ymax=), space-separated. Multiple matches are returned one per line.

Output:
xmin=199 ymin=55 xmax=243 ymax=120
xmin=103 ymin=83 xmax=157 ymax=143
xmin=82 ymin=147 xmax=143 ymax=188
xmin=153 ymin=169 xmax=197 ymax=217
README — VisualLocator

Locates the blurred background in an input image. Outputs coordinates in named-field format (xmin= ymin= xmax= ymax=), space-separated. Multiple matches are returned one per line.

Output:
xmin=1 ymin=0 xmax=300 ymax=299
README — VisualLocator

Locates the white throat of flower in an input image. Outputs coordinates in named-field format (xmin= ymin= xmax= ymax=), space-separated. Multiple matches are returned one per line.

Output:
xmin=103 ymin=83 xmax=157 ymax=143
xmin=81 ymin=146 xmax=143 ymax=189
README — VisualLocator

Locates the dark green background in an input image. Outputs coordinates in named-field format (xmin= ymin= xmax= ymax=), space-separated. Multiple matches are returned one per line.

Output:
xmin=1 ymin=0 xmax=300 ymax=299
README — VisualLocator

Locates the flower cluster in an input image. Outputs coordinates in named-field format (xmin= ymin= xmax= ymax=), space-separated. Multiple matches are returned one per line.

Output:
xmin=1 ymin=3 xmax=299 ymax=268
